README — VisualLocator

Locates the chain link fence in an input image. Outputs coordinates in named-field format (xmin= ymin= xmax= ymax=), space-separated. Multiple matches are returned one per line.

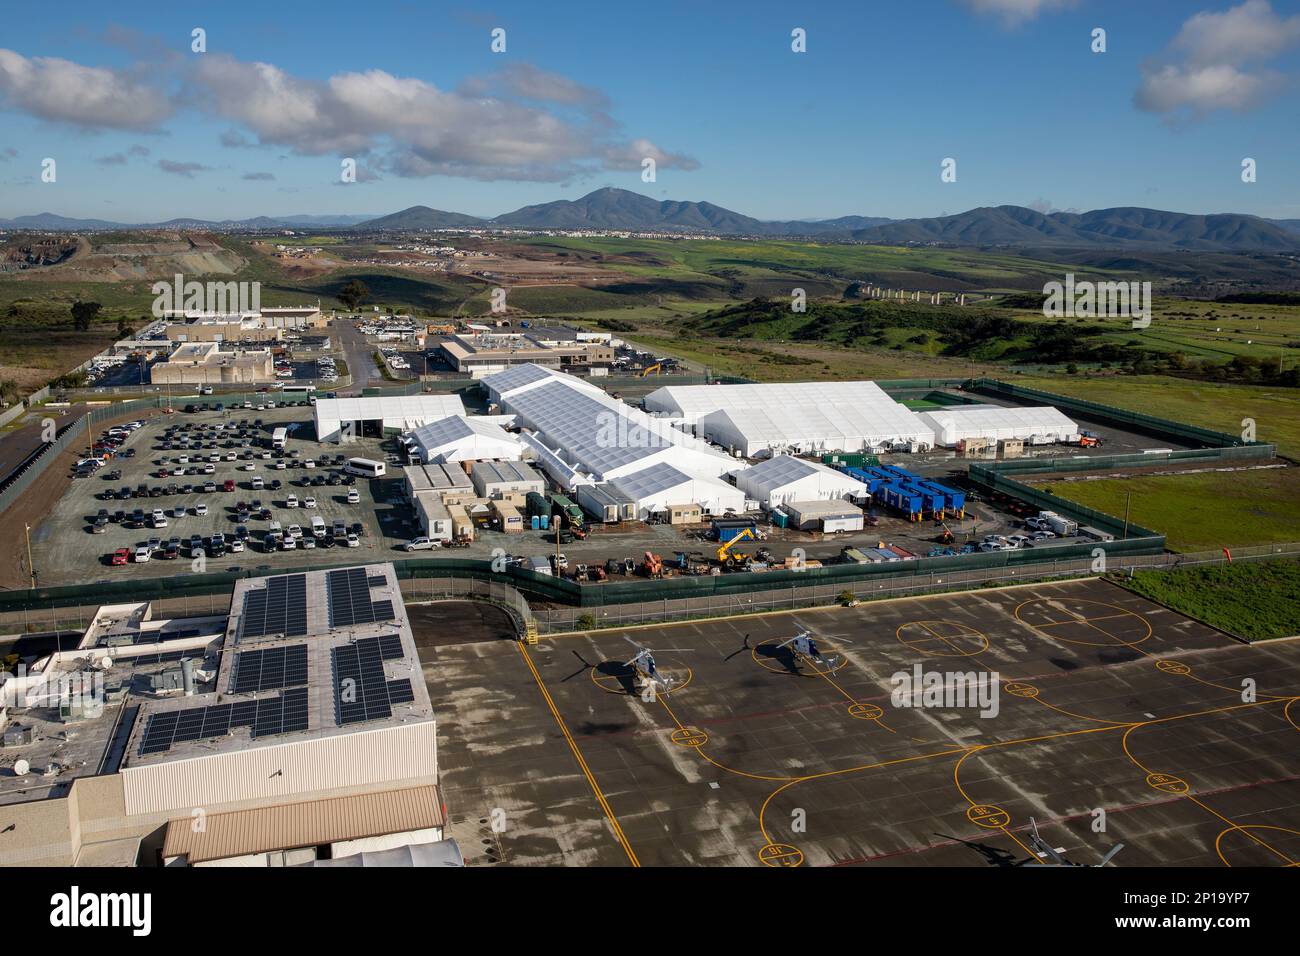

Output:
xmin=532 ymin=541 xmax=1300 ymax=632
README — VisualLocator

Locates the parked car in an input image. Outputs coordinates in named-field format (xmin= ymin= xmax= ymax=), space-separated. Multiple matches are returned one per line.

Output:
xmin=111 ymin=548 xmax=130 ymax=566
xmin=404 ymin=537 xmax=441 ymax=552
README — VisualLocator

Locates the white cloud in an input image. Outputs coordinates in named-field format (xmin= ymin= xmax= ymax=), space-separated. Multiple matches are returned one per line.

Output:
xmin=0 ymin=48 xmax=171 ymax=130
xmin=960 ymin=0 xmax=1076 ymax=26
xmin=188 ymin=54 xmax=691 ymax=182
xmin=1171 ymin=0 xmax=1300 ymax=66
xmin=1136 ymin=1 xmax=1300 ymax=118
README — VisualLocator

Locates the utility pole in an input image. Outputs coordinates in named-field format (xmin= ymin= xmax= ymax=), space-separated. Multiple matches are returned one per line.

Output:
xmin=1122 ymin=492 xmax=1132 ymax=541
xmin=24 ymin=523 xmax=35 ymax=589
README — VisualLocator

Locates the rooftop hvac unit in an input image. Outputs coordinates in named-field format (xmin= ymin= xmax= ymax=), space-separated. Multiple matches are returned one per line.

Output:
xmin=3 ymin=726 xmax=33 ymax=747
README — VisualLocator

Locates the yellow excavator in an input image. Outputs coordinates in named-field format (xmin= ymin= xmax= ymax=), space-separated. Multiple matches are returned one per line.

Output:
xmin=640 ymin=363 xmax=662 ymax=377
xmin=716 ymin=528 xmax=756 ymax=569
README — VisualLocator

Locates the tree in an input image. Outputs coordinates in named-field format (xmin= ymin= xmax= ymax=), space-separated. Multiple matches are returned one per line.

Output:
xmin=338 ymin=280 xmax=371 ymax=311
xmin=71 ymin=300 xmax=101 ymax=331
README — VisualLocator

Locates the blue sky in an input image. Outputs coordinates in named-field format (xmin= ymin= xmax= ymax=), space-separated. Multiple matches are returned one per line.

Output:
xmin=2 ymin=0 xmax=1298 ymax=222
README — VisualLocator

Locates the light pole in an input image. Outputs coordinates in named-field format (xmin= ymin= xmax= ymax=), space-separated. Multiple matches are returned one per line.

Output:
xmin=24 ymin=523 xmax=35 ymax=589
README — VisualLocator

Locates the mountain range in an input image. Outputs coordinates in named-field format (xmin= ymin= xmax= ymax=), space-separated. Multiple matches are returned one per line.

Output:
xmin=3 ymin=187 xmax=1297 ymax=252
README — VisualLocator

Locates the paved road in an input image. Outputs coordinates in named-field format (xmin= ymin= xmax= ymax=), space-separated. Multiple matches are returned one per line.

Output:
xmin=334 ymin=320 xmax=383 ymax=394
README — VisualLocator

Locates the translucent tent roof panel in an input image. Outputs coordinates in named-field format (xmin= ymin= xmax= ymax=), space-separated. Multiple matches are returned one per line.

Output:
xmin=407 ymin=415 xmax=521 ymax=452
xmin=481 ymin=363 xmax=606 ymax=400
xmin=613 ymin=462 xmax=693 ymax=500
xmin=645 ymin=380 xmax=924 ymax=424
xmin=505 ymin=379 xmax=732 ymax=480
xmin=736 ymin=454 xmax=818 ymax=491
xmin=916 ymin=404 xmax=1079 ymax=444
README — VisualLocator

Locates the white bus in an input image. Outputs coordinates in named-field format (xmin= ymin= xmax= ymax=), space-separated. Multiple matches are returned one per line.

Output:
xmin=271 ymin=427 xmax=288 ymax=451
xmin=282 ymin=384 xmax=315 ymax=394
xmin=344 ymin=457 xmax=386 ymax=478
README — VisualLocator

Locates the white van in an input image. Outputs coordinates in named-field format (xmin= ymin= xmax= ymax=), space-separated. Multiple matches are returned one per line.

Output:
xmin=311 ymin=515 xmax=327 ymax=538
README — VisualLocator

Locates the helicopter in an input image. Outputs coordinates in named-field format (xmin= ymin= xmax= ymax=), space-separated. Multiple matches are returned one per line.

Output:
xmin=1026 ymin=817 xmax=1124 ymax=867
xmin=621 ymin=636 xmax=692 ymax=693
xmin=774 ymin=630 xmax=845 ymax=669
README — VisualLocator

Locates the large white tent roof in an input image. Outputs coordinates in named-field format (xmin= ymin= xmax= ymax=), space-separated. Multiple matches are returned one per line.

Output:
xmin=480 ymin=364 xmax=605 ymax=402
xmin=315 ymin=394 xmax=466 ymax=441
xmin=406 ymin=414 xmax=522 ymax=461
xmin=916 ymin=404 xmax=1079 ymax=446
xmin=734 ymin=454 xmax=869 ymax=503
xmin=646 ymin=380 xmax=933 ymax=453
xmin=502 ymin=378 xmax=733 ymax=481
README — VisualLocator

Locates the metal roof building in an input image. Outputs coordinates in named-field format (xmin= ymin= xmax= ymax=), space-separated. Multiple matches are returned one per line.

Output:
xmin=406 ymin=414 xmax=523 ymax=463
xmin=643 ymin=380 xmax=935 ymax=457
xmin=734 ymin=455 xmax=870 ymax=509
xmin=471 ymin=459 xmax=546 ymax=498
xmin=314 ymin=394 xmax=466 ymax=443
xmin=916 ymin=404 xmax=1080 ymax=447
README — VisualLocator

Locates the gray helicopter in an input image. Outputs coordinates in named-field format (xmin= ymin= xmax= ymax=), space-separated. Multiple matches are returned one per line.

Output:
xmin=622 ymin=636 xmax=692 ymax=692
xmin=1027 ymin=817 xmax=1124 ymax=867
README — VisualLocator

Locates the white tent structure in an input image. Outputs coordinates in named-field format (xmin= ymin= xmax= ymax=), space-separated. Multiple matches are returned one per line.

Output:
xmin=481 ymin=364 xmax=605 ymax=406
xmin=405 ymin=415 xmax=523 ymax=463
xmin=491 ymin=366 xmax=734 ymax=484
xmin=734 ymin=455 xmax=869 ymax=509
xmin=644 ymin=381 xmax=934 ymax=457
xmin=916 ymin=404 xmax=1079 ymax=447
xmin=315 ymin=395 xmax=465 ymax=443
xmin=612 ymin=462 xmax=745 ymax=519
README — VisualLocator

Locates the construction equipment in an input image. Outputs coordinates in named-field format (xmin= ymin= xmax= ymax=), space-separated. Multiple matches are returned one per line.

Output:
xmin=935 ymin=521 xmax=955 ymax=545
xmin=1026 ymin=817 xmax=1124 ymax=867
xmin=1078 ymin=430 xmax=1103 ymax=448
xmin=639 ymin=363 xmax=662 ymax=377
xmin=640 ymin=551 xmax=664 ymax=578
xmin=716 ymin=527 xmax=756 ymax=568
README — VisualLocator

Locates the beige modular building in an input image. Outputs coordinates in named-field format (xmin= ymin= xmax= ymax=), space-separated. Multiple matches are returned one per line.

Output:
xmin=150 ymin=341 xmax=277 ymax=385
xmin=0 ymin=564 xmax=449 ymax=868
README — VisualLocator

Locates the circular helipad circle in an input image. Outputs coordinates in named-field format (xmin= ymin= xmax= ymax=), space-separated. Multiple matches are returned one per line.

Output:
xmin=1145 ymin=772 xmax=1189 ymax=795
xmin=967 ymin=804 xmax=1011 ymax=829
xmin=1014 ymin=598 xmax=1152 ymax=647
xmin=670 ymin=727 xmax=708 ymax=747
xmin=751 ymin=638 xmax=847 ymax=675
xmin=1003 ymin=681 xmax=1040 ymax=698
xmin=847 ymin=702 xmax=884 ymax=720
xmin=1214 ymin=825 xmax=1300 ymax=867
xmin=896 ymin=620 xmax=989 ymax=658
xmin=758 ymin=843 xmax=804 ymax=867
xmin=590 ymin=660 xmax=693 ymax=696
xmin=1155 ymin=659 xmax=1192 ymax=676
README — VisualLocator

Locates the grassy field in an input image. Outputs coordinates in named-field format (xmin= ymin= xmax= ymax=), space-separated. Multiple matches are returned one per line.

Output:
xmin=1014 ymin=374 xmax=1300 ymax=457
xmin=1037 ymin=468 xmax=1300 ymax=552
xmin=1120 ymin=559 xmax=1300 ymax=641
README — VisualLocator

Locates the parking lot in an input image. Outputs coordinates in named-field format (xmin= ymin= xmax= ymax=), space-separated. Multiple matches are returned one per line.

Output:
xmin=29 ymin=401 xmax=425 ymax=586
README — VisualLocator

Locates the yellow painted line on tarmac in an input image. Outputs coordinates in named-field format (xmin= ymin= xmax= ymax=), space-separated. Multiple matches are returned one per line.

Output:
xmin=514 ymin=641 xmax=640 ymax=867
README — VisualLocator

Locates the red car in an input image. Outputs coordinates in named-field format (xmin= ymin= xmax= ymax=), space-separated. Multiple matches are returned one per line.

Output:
xmin=110 ymin=548 xmax=130 ymax=566
xmin=223 ymin=479 xmax=236 ymax=492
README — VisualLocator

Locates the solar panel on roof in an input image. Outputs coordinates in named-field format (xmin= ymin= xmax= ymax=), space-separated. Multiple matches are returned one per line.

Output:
xmin=137 ymin=686 xmax=309 ymax=756
xmin=328 ymin=568 xmax=398 ymax=629
xmin=229 ymin=644 xmax=308 ymax=694
xmin=240 ymin=574 xmax=308 ymax=640
xmin=331 ymin=637 xmax=412 ymax=726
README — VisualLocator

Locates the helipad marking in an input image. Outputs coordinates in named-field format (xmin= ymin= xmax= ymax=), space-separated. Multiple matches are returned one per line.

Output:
xmin=671 ymin=727 xmax=708 ymax=748
xmin=1004 ymin=681 xmax=1040 ymax=698
xmin=967 ymin=804 xmax=1011 ymax=828
xmin=1146 ymin=772 xmax=1190 ymax=795
xmin=1155 ymin=660 xmax=1192 ymax=676
xmin=758 ymin=843 xmax=804 ymax=867
xmin=847 ymin=702 xmax=884 ymax=720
